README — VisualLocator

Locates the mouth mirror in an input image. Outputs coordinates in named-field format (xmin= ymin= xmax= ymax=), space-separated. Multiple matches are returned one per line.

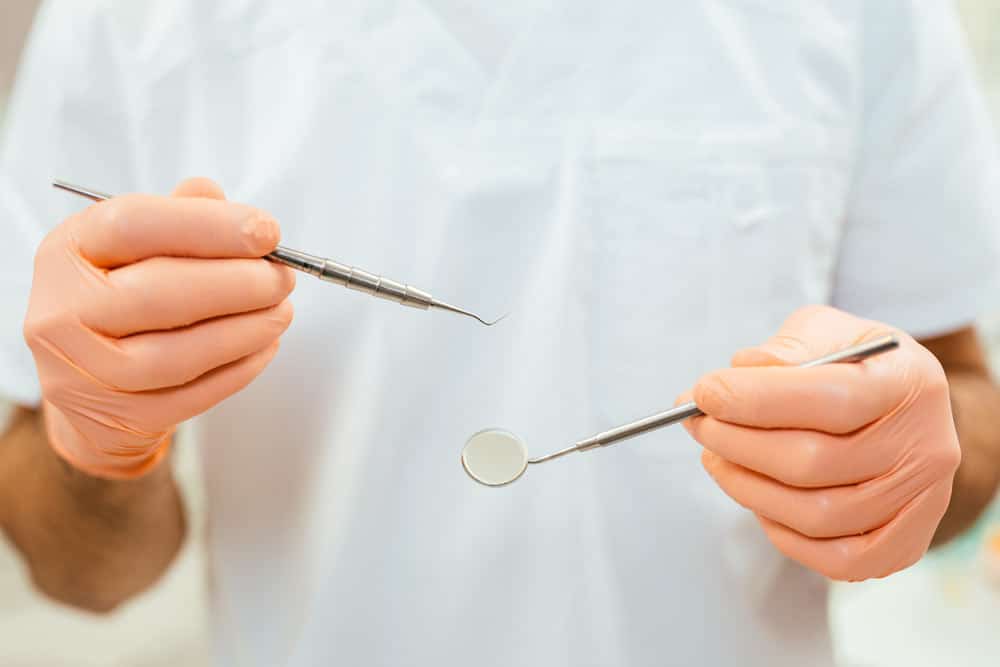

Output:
xmin=460 ymin=336 xmax=902 ymax=488
xmin=461 ymin=428 xmax=528 ymax=487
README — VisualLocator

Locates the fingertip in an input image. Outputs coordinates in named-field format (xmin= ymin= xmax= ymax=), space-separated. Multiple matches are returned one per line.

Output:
xmin=692 ymin=372 xmax=733 ymax=417
xmin=675 ymin=391 xmax=699 ymax=436
xmin=274 ymin=298 xmax=295 ymax=332
xmin=267 ymin=262 xmax=297 ymax=304
xmin=261 ymin=337 xmax=282 ymax=364
xmin=173 ymin=177 xmax=227 ymax=200
xmin=701 ymin=449 xmax=722 ymax=475
xmin=242 ymin=213 xmax=281 ymax=255
xmin=280 ymin=265 xmax=297 ymax=294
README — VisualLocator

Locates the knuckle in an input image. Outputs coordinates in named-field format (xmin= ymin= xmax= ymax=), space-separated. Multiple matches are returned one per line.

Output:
xmin=802 ymin=492 xmax=837 ymax=538
xmin=928 ymin=438 xmax=962 ymax=475
xmin=922 ymin=359 xmax=950 ymax=399
xmin=34 ymin=227 xmax=64 ymax=265
xmin=788 ymin=434 xmax=826 ymax=486
xmin=22 ymin=309 xmax=66 ymax=351
xmin=22 ymin=313 xmax=46 ymax=349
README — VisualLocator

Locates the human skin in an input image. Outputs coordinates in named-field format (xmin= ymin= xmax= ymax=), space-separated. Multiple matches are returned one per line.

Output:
xmin=0 ymin=178 xmax=295 ymax=610
xmin=681 ymin=306 xmax=1000 ymax=581
xmin=24 ymin=178 xmax=295 ymax=479
xmin=919 ymin=327 xmax=1000 ymax=547
xmin=1 ymin=204 xmax=997 ymax=606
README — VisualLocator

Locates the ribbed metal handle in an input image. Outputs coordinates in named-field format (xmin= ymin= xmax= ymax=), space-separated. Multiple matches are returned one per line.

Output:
xmin=270 ymin=247 xmax=432 ymax=309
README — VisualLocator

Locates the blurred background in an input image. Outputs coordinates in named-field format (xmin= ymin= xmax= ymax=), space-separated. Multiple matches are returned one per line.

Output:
xmin=2 ymin=2 xmax=1000 ymax=666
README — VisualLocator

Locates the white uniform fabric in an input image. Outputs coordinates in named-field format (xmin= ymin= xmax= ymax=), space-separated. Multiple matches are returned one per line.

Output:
xmin=2 ymin=1 xmax=998 ymax=665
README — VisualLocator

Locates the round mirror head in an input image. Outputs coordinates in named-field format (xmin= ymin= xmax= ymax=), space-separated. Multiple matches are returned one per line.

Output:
xmin=461 ymin=428 xmax=528 ymax=487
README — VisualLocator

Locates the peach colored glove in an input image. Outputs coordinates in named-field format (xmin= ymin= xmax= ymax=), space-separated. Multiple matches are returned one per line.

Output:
xmin=23 ymin=178 xmax=295 ymax=479
xmin=682 ymin=306 xmax=960 ymax=581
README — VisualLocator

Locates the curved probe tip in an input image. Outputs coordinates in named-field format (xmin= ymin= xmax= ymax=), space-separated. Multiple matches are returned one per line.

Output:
xmin=432 ymin=299 xmax=508 ymax=326
xmin=479 ymin=312 xmax=509 ymax=327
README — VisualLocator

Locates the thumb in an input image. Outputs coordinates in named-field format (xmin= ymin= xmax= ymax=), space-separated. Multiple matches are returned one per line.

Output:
xmin=172 ymin=177 xmax=227 ymax=200
xmin=730 ymin=334 xmax=813 ymax=368
xmin=730 ymin=305 xmax=880 ymax=368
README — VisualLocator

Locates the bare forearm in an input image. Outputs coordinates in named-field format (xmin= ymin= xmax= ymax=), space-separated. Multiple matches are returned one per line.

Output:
xmin=0 ymin=407 xmax=185 ymax=612
xmin=933 ymin=370 xmax=1000 ymax=546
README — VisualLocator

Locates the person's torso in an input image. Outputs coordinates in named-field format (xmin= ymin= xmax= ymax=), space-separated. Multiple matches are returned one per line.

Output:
xmin=113 ymin=1 xmax=858 ymax=664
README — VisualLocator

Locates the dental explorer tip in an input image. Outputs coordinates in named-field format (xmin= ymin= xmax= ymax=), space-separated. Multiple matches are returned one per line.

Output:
xmin=430 ymin=299 xmax=506 ymax=326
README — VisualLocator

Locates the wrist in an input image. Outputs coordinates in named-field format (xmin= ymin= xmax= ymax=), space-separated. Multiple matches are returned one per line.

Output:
xmin=0 ymin=406 xmax=185 ymax=612
xmin=41 ymin=401 xmax=173 ymax=480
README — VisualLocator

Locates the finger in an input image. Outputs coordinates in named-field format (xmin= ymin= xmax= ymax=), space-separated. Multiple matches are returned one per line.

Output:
xmin=132 ymin=339 xmax=282 ymax=429
xmin=729 ymin=305 xmax=886 ymax=368
xmin=684 ymin=416 xmax=900 ymax=486
xmin=86 ymin=257 xmax=295 ymax=336
xmin=81 ymin=300 xmax=294 ymax=391
xmin=756 ymin=478 xmax=952 ymax=581
xmin=674 ymin=389 xmax=695 ymax=408
xmin=692 ymin=360 xmax=907 ymax=433
xmin=72 ymin=194 xmax=279 ymax=267
xmin=701 ymin=451 xmax=927 ymax=538
xmin=172 ymin=177 xmax=227 ymax=200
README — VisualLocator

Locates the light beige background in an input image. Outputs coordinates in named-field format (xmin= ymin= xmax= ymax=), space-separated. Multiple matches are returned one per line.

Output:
xmin=0 ymin=0 xmax=37 ymax=104
xmin=1 ymin=2 xmax=999 ymax=666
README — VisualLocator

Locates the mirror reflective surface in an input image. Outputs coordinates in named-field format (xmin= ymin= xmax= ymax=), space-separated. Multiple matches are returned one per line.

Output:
xmin=461 ymin=428 xmax=528 ymax=487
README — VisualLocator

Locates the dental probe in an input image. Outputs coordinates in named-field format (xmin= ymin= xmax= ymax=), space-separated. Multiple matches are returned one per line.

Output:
xmin=53 ymin=180 xmax=504 ymax=326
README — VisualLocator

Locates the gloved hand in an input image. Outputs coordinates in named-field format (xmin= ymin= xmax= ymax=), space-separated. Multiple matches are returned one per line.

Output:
xmin=23 ymin=178 xmax=295 ymax=479
xmin=681 ymin=306 xmax=961 ymax=581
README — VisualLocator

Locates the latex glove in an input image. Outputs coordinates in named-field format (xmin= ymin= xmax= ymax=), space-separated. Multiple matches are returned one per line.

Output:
xmin=681 ymin=306 xmax=960 ymax=581
xmin=23 ymin=178 xmax=295 ymax=479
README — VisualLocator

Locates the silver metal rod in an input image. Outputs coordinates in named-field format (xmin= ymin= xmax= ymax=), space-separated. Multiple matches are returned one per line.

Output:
xmin=52 ymin=180 xmax=502 ymax=325
xmin=528 ymin=334 xmax=900 ymax=465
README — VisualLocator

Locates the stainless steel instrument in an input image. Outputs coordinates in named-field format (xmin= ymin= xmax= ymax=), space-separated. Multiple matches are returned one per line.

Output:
xmin=461 ymin=334 xmax=901 ymax=486
xmin=53 ymin=180 xmax=504 ymax=326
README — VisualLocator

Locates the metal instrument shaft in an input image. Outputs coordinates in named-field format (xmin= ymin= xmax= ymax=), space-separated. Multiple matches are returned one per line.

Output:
xmin=53 ymin=180 xmax=502 ymax=326
xmin=528 ymin=334 xmax=901 ymax=464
